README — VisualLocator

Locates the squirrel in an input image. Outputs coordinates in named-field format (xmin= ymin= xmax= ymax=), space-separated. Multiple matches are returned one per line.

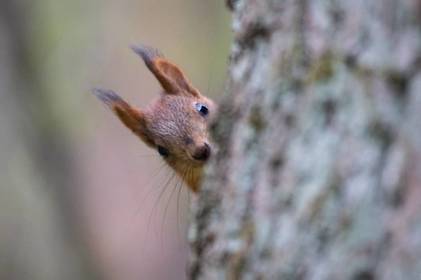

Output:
xmin=93 ymin=45 xmax=215 ymax=192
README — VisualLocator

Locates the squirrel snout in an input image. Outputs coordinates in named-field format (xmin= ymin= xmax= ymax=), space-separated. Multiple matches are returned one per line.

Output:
xmin=192 ymin=143 xmax=211 ymax=162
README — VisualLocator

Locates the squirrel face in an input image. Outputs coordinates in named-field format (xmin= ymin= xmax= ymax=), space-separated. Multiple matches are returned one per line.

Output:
xmin=93 ymin=45 xmax=215 ymax=192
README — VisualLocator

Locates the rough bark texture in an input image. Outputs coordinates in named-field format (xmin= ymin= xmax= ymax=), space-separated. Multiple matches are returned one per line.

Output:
xmin=189 ymin=0 xmax=421 ymax=279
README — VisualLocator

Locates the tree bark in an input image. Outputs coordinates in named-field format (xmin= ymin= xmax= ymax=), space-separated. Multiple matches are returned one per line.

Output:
xmin=189 ymin=0 xmax=421 ymax=279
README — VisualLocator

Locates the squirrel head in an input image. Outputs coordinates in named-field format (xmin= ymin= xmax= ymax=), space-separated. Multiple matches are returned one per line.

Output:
xmin=93 ymin=46 xmax=215 ymax=192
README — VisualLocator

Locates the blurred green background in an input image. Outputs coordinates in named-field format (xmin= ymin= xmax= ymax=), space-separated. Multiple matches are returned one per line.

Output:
xmin=0 ymin=1 xmax=231 ymax=279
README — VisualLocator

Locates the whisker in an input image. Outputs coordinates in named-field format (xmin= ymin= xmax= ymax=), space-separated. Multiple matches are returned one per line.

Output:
xmin=175 ymin=170 xmax=185 ymax=239
xmin=176 ymin=166 xmax=192 ymax=240
xmin=131 ymin=161 xmax=168 ymax=219
xmin=187 ymin=169 xmax=192 ymax=204
xmin=137 ymin=164 xmax=174 ymax=257
xmin=147 ymin=170 xmax=177 ymax=238
xmin=123 ymin=161 xmax=169 ymax=258
xmin=161 ymin=168 xmax=188 ymax=241
xmin=159 ymin=168 xmax=186 ymax=248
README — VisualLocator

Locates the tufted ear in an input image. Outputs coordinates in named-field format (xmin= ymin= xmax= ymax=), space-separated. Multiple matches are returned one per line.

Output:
xmin=131 ymin=45 xmax=200 ymax=97
xmin=92 ymin=88 xmax=154 ymax=147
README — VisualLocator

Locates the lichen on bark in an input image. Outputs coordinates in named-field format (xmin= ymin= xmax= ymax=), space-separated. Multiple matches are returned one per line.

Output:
xmin=189 ymin=0 xmax=421 ymax=279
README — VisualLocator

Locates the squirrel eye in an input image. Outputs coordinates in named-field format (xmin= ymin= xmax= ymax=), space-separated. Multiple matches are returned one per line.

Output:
xmin=157 ymin=146 xmax=169 ymax=157
xmin=195 ymin=103 xmax=209 ymax=116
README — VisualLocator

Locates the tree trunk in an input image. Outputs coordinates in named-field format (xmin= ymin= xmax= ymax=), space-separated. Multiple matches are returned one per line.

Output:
xmin=189 ymin=0 xmax=421 ymax=279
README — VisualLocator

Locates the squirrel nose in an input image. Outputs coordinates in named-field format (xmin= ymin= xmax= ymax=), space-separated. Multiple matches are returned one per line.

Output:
xmin=192 ymin=143 xmax=211 ymax=161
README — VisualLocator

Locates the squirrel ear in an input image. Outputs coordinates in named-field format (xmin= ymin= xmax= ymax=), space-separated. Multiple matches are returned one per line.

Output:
xmin=92 ymin=88 xmax=155 ymax=147
xmin=131 ymin=45 xmax=200 ymax=97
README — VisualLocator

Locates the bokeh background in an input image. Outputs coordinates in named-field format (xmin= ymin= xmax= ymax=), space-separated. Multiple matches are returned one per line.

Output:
xmin=0 ymin=1 xmax=231 ymax=279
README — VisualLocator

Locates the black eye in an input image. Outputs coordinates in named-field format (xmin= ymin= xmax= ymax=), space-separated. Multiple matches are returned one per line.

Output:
xmin=195 ymin=103 xmax=208 ymax=116
xmin=157 ymin=146 xmax=169 ymax=157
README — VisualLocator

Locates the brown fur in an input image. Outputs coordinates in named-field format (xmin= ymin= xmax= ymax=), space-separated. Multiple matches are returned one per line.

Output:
xmin=93 ymin=46 xmax=215 ymax=192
